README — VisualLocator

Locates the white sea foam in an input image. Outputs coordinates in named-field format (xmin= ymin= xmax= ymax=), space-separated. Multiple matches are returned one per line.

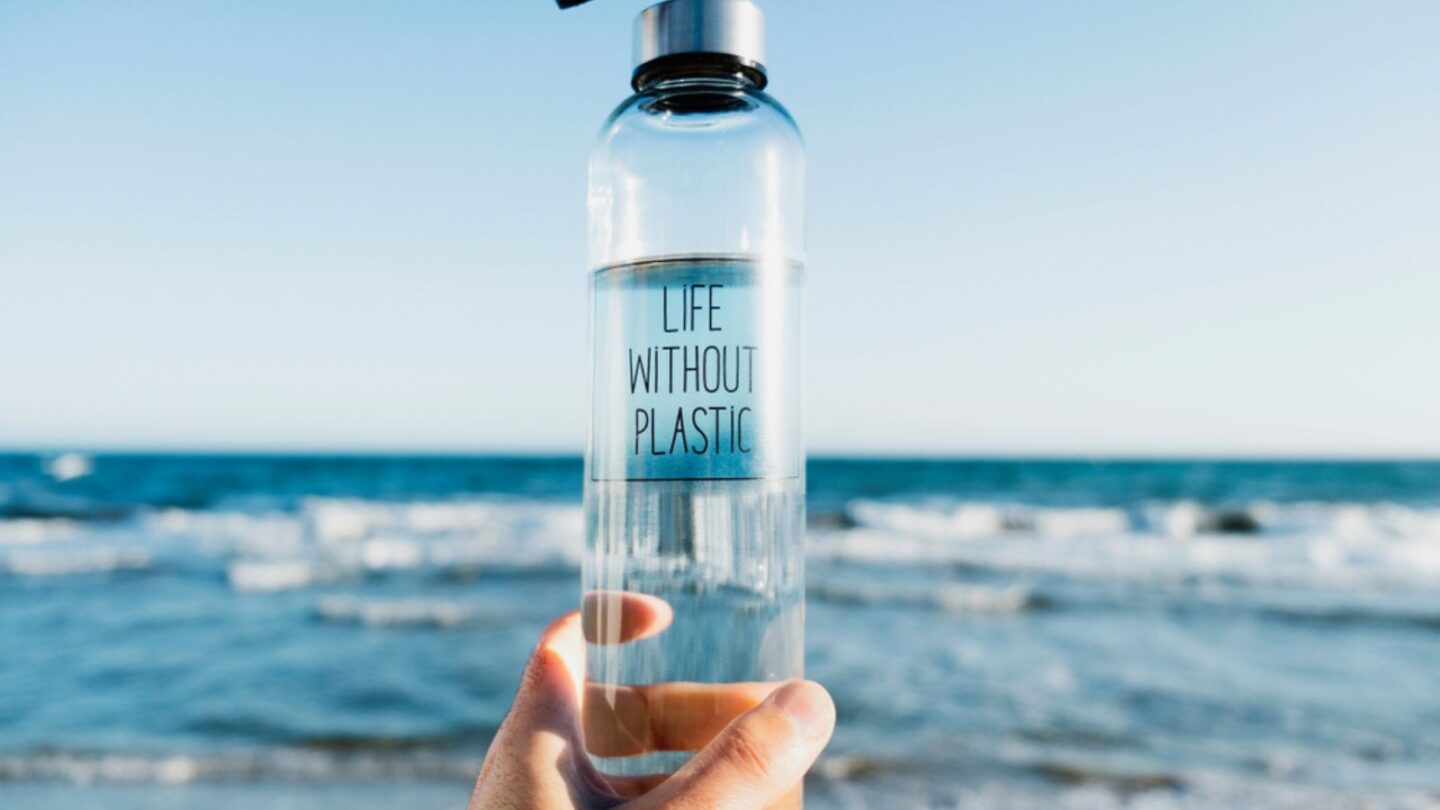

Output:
xmin=810 ymin=581 xmax=1039 ymax=614
xmin=149 ymin=509 xmax=307 ymax=557
xmin=846 ymin=498 xmax=1440 ymax=542
xmin=850 ymin=500 xmax=1138 ymax=539
xmin=43 ymin=453 xmax=93 ymax=483
xmin=807 ymin=776 xmax=1440 ymax=810
xmin=2 ymin=548 xmax=150 ymax=577
xmin=0 ymin=518 xmax=77 ymax=546
xmin=3 ymin=749 xmax=1434 ymax=809
xmin=227 ymin=559 xmax=339 ymax=593
xmin=815 ymin=498 xmax=1440 ymax=593
xmin=315 ymin=596 xmax=476 ymax=628
xmin=3 ymin=497 xmax=581 ymax=589
xmin=6 ymin=496 xmax=1440 ymax=597
xmin=814 ymin=526 xmax=1440 ymax=593
xmin=156 ymin=497 xmax=586 ymax=591
xmin=0 ymin=750 xmax=477 ymax=785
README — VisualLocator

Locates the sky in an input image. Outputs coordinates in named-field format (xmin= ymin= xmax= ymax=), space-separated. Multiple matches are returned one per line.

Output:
xmin=1 ymin=1 xmax=1437 ymax=457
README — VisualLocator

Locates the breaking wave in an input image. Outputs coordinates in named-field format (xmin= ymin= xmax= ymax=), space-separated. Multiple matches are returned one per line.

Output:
xmin=0 ymin=749 xmax=478 ymax=785
xmin=313 ymin=596 xmax=481 ymax=628
xmin=809 ymin=581 xmax=1045 ymax=614
xmin=842 ymin=498 xmax=1440 ymax=541
xmin=814 ymin=499 xmax=1440 ymax=593
xmin=0 ymin=497 xmax=581 ymax=589
xmin=1 ymin=548 xmax=152 ymax=577
xmin=3 ymin=495 xmax=1439 ymax=608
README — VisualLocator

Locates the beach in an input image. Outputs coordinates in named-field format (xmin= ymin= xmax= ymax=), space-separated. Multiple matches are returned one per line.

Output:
xmin=2 ymin=454 xmax=1438 ymax=809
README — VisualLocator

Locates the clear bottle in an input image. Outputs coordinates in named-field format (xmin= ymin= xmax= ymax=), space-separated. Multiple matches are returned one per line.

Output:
xmin=581 ymin=0 xmax=806 ymax=791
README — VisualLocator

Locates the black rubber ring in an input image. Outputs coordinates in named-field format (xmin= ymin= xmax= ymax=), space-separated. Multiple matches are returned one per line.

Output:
xmin=632 ymin=53 xmax=768 ymax=92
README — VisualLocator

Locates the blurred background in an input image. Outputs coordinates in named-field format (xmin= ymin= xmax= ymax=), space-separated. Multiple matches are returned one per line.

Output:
xmin=2 ymin=1 xmax=1438 ymax=808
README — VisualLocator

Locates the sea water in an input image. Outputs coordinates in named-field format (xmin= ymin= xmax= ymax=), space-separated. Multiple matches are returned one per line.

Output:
xmin=584 ymin=257 xmax=805 ymax=778
xmin=4 ymin=455 xmax=1440 ymax=808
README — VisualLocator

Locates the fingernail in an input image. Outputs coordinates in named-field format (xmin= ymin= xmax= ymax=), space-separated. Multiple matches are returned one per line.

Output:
xmin=771 ymin=681 xmax=833 ymax=735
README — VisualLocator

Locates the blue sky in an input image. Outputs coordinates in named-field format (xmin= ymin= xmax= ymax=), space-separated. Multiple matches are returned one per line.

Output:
xmin=2 ymin=1 xmax=1437 ymax=456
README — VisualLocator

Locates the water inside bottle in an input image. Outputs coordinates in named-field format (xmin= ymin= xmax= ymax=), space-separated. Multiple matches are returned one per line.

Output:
xmin=583 ymin=257 xmax=805 ymax=781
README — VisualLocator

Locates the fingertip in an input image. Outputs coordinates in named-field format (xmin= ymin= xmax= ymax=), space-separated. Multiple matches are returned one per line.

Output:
xmin=768 ymin=680 xmax=836 ymax=741
xmin=521 ymin=611 xmax=585 ymax=711
xmin=582 ymin=590 xmax=674 ymax=644
xmin=540 ymin=609 xmax=583 ymax=642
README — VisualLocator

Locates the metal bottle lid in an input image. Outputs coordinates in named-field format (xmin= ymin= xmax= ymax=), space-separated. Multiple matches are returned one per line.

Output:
xmin=632 ymin=0 xmax=767 ymax=90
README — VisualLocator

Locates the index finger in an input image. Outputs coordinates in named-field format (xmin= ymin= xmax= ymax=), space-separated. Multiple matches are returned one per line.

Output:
xmin=582 ymin=590 xmax=674 ymax=645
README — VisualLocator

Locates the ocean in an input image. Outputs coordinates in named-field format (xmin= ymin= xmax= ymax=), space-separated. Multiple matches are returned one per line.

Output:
xmin=1 ymin=454 xmax=1437 ymax=809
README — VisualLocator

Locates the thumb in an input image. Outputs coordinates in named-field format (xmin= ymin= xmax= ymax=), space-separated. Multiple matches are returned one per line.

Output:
xmin=627 ymin=680 xmax=835 ymax=810
xmin=473 ymin=612 xmax=609 ymax=807
xmin=500 ymin=611 xmax=587 ymax=741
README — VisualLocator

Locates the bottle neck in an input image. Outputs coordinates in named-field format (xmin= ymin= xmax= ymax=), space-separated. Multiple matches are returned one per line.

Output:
xmin=632 ymin=55 xmax=766 ymax=93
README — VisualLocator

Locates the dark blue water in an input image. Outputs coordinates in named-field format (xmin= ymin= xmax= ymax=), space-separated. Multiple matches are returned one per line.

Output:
xmin=2 ymin=454 xmax=1438 ymax=808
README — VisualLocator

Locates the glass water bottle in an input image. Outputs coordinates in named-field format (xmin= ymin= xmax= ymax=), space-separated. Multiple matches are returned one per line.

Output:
xmin=581 ymin=0 xmax=806 ymax=787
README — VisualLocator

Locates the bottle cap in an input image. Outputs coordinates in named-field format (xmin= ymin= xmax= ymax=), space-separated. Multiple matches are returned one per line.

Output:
xmin=633 ymin=0 xmax=767 ymax=90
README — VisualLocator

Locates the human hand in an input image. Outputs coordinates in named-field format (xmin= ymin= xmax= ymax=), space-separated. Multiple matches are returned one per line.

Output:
xmin=469 ymin=595 xmax=834 ymax=809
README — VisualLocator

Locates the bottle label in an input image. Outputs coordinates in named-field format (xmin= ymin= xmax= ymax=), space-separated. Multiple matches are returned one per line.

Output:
xmin=589 ymin=257 xmax=802 ymax=482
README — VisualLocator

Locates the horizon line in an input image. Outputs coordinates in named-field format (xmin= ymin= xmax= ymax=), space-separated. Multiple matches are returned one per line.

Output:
xmin=2 ymin=447 xmax=1438 ymax=464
